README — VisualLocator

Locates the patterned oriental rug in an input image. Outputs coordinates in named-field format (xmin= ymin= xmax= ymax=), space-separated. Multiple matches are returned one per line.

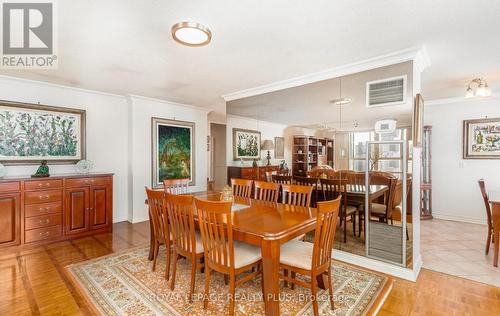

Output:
xmin=66 ymin=246 xmax=392 ymax=316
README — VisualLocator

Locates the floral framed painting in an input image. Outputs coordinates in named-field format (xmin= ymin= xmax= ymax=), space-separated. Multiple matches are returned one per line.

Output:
xmin=152 ymin=118 xmax=195 ymax=188
xmin=233 ymin=128 xmax=261 ymax=160
xmin=463 ymin=118 xmax=500 ymax=159
xmin=0 ymin=100 xmax=86 ymax=165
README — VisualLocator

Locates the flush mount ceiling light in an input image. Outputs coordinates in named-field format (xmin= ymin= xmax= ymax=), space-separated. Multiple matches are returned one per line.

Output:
xmin=171 ymin=21 xmax=212 ymax=47
xmin=465 ymin=78 xmax=492 ymax=98
xmin=329 ymin=97 xmax=352 ymax=105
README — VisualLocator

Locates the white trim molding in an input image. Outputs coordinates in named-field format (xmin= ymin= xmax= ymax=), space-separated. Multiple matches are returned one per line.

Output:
xmin=222 ymin=46 xmax=431 ymax=102
xmin=127 ymin=94 xmax=211 ymax=113
xmin=432 ymin=212 xmax=487 ymax=226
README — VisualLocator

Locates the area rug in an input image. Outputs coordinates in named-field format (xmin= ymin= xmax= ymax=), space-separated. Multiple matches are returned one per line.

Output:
xmin=66 ymin=246 xmax=392 ymax=316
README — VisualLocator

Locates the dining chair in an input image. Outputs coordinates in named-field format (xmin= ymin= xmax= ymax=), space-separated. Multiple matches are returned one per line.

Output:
xmin=369 ymin=174 xmax=397 ymax=223
xmin=145 ymin=188 xmax=172 ymax=280
xmin=478 ymin=179 xmax=494 ymax=255
xmin=294 ymin=176 xmax=319 ymax=206
xmin=281 ymin=184 xmax=313 ymax=207
xmin=194 ymin=198 xmax=262 ymax=316
xmin=254 ymin=180 xmax=280 ymax=202
xmin=230 ymin=178 xmax=253 ymax=198
xmin=280 ymin=197 xmax=341 ymax=316
xmin=163 ymin=178 xmax=189 ymax=194
xmin=320 ymin=178 xmax=357 ymax=242
xmin=265 ymin=170 xmax=278 ymax=182
xmin=391 ymin=178 xmax=412 ymax=240
xmin=272 ymin=174 xmax=292 ymax=184
xmin=165 ymin=193 xmax=204 ymax=302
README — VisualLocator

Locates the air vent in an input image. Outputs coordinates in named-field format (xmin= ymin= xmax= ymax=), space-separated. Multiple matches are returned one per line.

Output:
xmin=366 ymin=75 xmax=406 ymax=107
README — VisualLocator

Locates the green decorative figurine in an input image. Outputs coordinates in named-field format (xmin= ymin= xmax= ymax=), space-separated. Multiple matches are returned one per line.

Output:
xmin=31 ymin=160 xmax=50 ymax=178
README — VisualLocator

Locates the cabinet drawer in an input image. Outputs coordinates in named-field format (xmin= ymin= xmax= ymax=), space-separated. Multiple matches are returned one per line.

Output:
xmin=25 ymin=225 xmax=62 ymax=243
xmin=0 ymin=181 xmax=21 ymax=192
xmin=25 ymin=214 xmax=62 ymax=230
xmin=24 ymin=189 xmax=62 ymax=205
xmin=66 ymin=177 xmax=111 ymax=188
xmin=25 ymin=202 xmax=62 ymax=218
xmin=24 ymin=179 xmax=63 ymax=191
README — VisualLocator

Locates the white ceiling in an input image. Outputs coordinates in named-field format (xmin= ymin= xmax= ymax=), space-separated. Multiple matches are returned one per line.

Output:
xmin=0 ymin=0 xmax=499 ymax=108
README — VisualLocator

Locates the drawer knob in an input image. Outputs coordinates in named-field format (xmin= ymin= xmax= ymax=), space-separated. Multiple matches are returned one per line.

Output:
xmin=39 ymin=195 xmax=50 ymax=200
xmin=38 ymin=183 xmax=50 ymax=187
xmin=38 ymin=207 xmax=50 ymax=212
xmin=39 ymin=219 xmax=50 ymax=225
xmin=39 ymin=231 xmax=50 ymax=237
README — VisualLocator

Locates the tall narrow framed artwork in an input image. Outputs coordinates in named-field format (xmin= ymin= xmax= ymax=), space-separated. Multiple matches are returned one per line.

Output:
xmin=152 ymin=118 xmax=195 ymax=188
xmin=274 ymin=136 xmax=284 ymax=159
xmin=0 ymin=100 xmax=86 ymax=165
xmin=233 ymin=128 xmax=261 ymax=160
xmin=463 ymin=118 xmax=500 ymax=159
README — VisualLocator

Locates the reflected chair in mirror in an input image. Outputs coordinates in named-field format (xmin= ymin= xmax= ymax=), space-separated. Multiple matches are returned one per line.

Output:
xmin=194 ymin=198 xmax=262 ymax=316
xmin=294 ymin=176 xmax=319 ymax=207
xmin=163 ymin=178 xmax=189 ymax=195
xmin=390 ymin=178 xmax=412 ymax=240
xmin=369 ymin=174 xmax=397 ymax=224
xmin=478 ymin=179 xmax=494 ymax=255
xmin=166 ymin=193 xmax=204 ymax=302
xmin=272 ymin=174 xmax=292 ymax=184
xmin=145 ymin=188 xmax=172 ymax=280
xmin=265 ymin=170 xmax=278 ymax=182
xmin=320 ymin=178 xmax=357 ymax=242
xmin=281 ymin=184 xmax=313 ymax=207
xmin=280 ymin=197 xmax=341 ymax=316
xmin=230 ymin=178 xmax=253 ymax=198
xmin=254 ymin=180 xmax=280 ymax=202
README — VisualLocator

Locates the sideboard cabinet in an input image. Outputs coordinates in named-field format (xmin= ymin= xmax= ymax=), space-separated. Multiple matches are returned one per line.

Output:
xmin=0 ymin=173 xmax=113 ymax=248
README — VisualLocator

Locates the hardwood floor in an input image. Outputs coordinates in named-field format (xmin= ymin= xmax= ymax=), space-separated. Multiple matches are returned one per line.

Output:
xmin=1 ymin=221 xmax=499 ymax=315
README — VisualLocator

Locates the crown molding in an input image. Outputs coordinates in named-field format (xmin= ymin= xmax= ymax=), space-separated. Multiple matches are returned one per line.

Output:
xmin=426 ymin=92 xmax=500 ymax=106
xmin=226 ymin=114 xmax=287 ymax=127
xmin=222 ymin=46 xmax=431 ymax=102
xmin=127 ymin=94 xmax=210 ymax=113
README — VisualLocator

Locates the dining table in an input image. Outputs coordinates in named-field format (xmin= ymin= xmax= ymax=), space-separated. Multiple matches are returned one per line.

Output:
xmin=488 ymin=190 xmax=500 ymax=267
xmin=145 ymin=191 xmax=321 ymax=316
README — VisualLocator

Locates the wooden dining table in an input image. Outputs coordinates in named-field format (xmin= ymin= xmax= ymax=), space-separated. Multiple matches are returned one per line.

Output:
xmin=488 ymin=190 xmax=500 ymax=267
xmin=146 ymin=191 xmax=320 ymax=315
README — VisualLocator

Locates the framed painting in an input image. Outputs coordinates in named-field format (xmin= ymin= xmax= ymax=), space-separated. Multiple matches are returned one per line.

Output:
xmin=233 ymin=128 xmax=261 ymax=160
xmin=0 ymin=100 xmax=86 ymax=165
xmin=274 ymin=136 xmax=284 ymax=159
xmin=152 ymin=118 xmax=195 ymax=188
xmin=463 ymin=118 xmax=500 ymax=159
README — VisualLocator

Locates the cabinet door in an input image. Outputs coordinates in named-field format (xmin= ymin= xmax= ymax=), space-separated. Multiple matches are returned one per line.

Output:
xmin=0 ymin=193 xmax=20 ymax=246
xmin=64 ymin=187 xmax=90 ymax=235
xmin=90 ymin=185 xmax=111 ymax=230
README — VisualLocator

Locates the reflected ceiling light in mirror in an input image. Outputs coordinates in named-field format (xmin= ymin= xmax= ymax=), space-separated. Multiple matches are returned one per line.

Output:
xmin=465 ymin=78 xmax=492 ymax=98
xmin=329 ymin=97 xmax=352 ymax=106
xmin=171 ymin=22 xmax=212 ymax=47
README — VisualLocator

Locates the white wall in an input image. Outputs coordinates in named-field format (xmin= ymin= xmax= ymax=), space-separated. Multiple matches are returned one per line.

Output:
xmin=226 ymin=115 xmax=288 ymax=167
xmin=425 ymin=96 xmax=500 ymax=224
xmin=0 ymin=76 xmax=130 ymax=222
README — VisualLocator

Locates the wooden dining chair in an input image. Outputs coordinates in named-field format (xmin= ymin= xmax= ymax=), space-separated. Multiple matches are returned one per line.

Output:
xmin=194 ymin=198 xmax=262 ymax=316
xmin=281 ymin=184 xmax=313 ymax=207
xmin=265 ymin=170 xmax=277 ymax=182
xmin=165 ymin=193 xmax=204 ymax=302
xmin=145 ymin=188 xmax=172 ymax=280
xmin=294 ymin=176 xmax=319 ymax=206
xmin=280 ymin=197 xmax=341 ymax=316
xmin=230 ymin=178 xmax=253 ymax=198
xmin=254 ymin=180 xmax=280 ymax=202
xmin=320 ymin=178 xmax=357 ymax=242
xmin=163 ymin=178 xmax=189 ymax=194
xmin=369 ymin=174 xmax=397 ymax=223
xmin=478 ymin=179 xmax=494 ymax=255
xmin=272 ymin=174 xmax=292 ymax=184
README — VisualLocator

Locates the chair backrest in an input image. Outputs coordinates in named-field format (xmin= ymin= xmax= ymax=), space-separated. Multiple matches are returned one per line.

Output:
xmin=319 ymin=178 xmax=342 ymax=201
xmin=369 ymin=172 xmax=397 ymax=208
xmin=294 ymin=176 xmax=319 ymax=187
xmin=281 ymin=184 xmax=313 ymax=207
xmin=163 ymin=178 xmax=189 ymax=195
xmin=194 ymin=198 xmax=234 ymax=273
xmin=265 ymin=171 xmax=277 ymax=182
xmin=231 ymin=178 xmax=253 ymax=198
xmin=312 ymin=197 xmax=341 ymax=273
xmin=165 ymin=193 xmax=195 ymax=257
xmin=254 ymin=180 xmax=280 ymax=202
xmin=272 ymin=175 xmax=292 ymax=184
xmin=478 ymin=179 xmax=493 ymax=229
xmin=146 ymin=188 xmax=169 ymax=244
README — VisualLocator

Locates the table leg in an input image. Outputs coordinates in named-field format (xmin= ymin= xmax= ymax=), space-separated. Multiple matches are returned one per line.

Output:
xmin=261 ymin=238 xmax=280 ymax=316
xmin=492 ymin=203 xmax=500 ymax=267
xmin=148 ymin=211 xmax=154 ymax=261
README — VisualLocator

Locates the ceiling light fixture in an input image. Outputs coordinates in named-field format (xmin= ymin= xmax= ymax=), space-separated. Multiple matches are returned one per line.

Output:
xmin=465 ymin=78 xmax=492 ymax=98
xmin=171 ymin=22 xmax=212 ymax=47
xmin=329 ymin=97 xmax=352 ymax=105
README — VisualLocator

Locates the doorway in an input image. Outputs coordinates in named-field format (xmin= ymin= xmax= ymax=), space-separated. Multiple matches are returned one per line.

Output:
xmin=209 ymin=123 xmax=227 ymax=190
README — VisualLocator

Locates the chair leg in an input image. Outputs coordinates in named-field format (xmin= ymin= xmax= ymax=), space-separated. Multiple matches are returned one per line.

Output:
xmin=310 ymin=278 xmax=319 ymax=316
xmin=203 ymin=267 xmax=211 ymax=309
xmin=327 ymin=269 xmax=334 ymax=311
xmin=291 ymin=271 xmax=296 ymax=290
xmin=189 ymin=259 xmax=196 ymax=303
xmin=170 ymin=253 xmax=178 ymax=290
xmin=224 ymin=274 xmax=229 ymax=285
xmin=352 ymin=213 xmax=356 ymax=236
xmin=486 ymin=230 xmax=492 ymax=255
xmin=152 ymin=242 xmax=159 ymax=271
xmin=228 ymin=274 xmax=236 ymax=316
xmin=343 ymin=214 xmax=347 ymax=243
xmin=283 ymin=269 xmax=289 ymax=287
xmin=165 ymin=243 xmax=171 ymax=280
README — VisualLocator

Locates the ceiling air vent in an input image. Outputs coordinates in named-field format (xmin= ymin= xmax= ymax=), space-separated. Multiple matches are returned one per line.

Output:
xmin=366 ymin=75 xmax=407 ymax=107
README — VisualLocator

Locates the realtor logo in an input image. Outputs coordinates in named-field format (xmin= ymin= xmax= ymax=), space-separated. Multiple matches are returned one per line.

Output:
xmin=1 ymin=1 xmax=57 ymax=68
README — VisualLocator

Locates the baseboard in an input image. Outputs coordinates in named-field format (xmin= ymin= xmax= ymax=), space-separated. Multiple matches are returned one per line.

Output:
xmin=130 ymin=215 xmax=150 ymax=224
xmin=432 ymin=212 xmax=486 ymax=226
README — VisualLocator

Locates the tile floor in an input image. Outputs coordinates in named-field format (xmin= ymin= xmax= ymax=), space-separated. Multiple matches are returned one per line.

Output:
xmin=421 ymin=218 xmax=500 ymax=287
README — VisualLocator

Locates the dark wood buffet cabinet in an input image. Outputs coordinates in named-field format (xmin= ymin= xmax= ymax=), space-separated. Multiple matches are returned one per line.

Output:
xmin=227 ymin=165 xmax=280 ymax=185
xmin=0 ymin=173 xmax=113 ymax=248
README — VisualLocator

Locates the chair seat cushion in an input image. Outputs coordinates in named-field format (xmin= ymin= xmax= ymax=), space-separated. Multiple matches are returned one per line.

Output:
xmin=280 ymin=240 xmax=313 ymax=270
xmin=194 ymin=232 xmax=204 ymax=254
xmin=233 ymin=241 xmax=262 ymax=269
xmin=371 ymin=203 xmax=387 ymax=215
xmin=344 ymin=205 xmax=357 ymax=215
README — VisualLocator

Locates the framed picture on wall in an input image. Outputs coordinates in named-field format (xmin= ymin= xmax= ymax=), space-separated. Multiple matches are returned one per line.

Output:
xmin=274 ymin=136 xmax=284 ymax=159
xmin=463 ymin=118 xmax=500 ymax=159
xmin=233 ymin=128 xmax=261 ymax=160
xmin=0 ymin=100 xmax=86 ymax=165
xmin=152 ymin=117 xmax=195 ymax=188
